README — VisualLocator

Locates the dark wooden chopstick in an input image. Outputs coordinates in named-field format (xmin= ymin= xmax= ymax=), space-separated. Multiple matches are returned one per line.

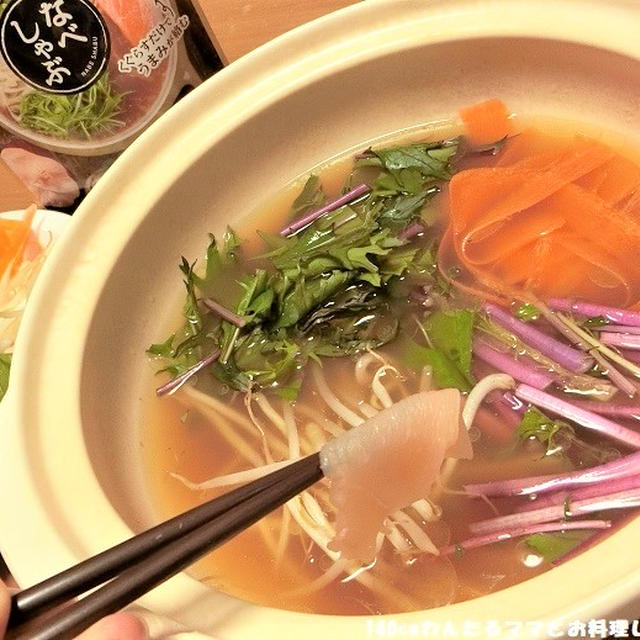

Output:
xmin=7 ymin=453 xmax=322 ymax=640
xmin=11 ymin=453 xmax=316 ymax=624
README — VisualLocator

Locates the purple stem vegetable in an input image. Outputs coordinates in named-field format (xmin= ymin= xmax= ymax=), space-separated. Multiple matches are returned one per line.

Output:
xmin=621 ymin=350 xmax=640 ymax=364
xmin=469 ymin=488 xmax=640 ymax=535
xmin=514 ymin=383 xmax=640 ymax=449
xmin=502 ymin=391 xmax=526 ymax=411
xmin=535 ymin=298 xmax=589 ymax=348
xmin=465 ymin=449 xmax=640 ymax=498
xmin=593 ymin=325 xmax=640 ymax=335
xmin=600 ymin=332 xmax=640 ymax=351
xmin=568 ymin=400 xmax=640 ymax=420
xmin=156 ymin=349 xmax=221 ymax=397
xmin=552 ymin=512 xmax=635 ymax=566
xmin=485 ymin=390 xmax=524 ymax=430
xmin=203 ymin=298 xmax=247 ymax=328
xmin=547 ymin=298 xmax=640 ymax=327
xmin=514 ymin=474 xmax=640 ymax=513
xmin=472 ymin=338 xmax=555 ymax=390
xmin=410 ymin=285 xmax=433 ymax=307
xmin=591 ymin=352 xmax=638 ymax=398
xmin=399 ymin=222 xmax=425 ymax=240
xmin=535 ymin=299 xmax=638 ymax=396
xmin=280 ymin=183 xmax=371 ymax=237
xmin=482 ymin=302 xmax=593 ymax=373
xmin=440 ymin=520 xmax=610 ymax=556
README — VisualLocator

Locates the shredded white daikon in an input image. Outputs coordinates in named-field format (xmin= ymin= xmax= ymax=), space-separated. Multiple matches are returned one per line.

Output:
xmin=0 ymin=236 xmax=49 ymax=353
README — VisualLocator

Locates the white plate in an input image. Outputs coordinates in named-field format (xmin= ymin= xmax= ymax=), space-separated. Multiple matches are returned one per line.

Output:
xmin=0 ymin=208 xmax=71 ymax=244
xmin=0 ymin=208 xmax=71 ymax=402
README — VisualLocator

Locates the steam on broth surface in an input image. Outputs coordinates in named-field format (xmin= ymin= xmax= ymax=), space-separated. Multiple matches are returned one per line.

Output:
xmin=143 ymin=100 xmax=640 ymax=615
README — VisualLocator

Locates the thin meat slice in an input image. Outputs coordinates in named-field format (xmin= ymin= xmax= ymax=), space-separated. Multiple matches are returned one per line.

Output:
xmin=1 ymin=148 xmax=79 ymax=208
xmin=320 ymin=389 xmax=471 ymax=563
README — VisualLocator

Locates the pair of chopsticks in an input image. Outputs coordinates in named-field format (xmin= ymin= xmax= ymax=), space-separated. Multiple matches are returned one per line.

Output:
xmin=7 ymin=453 xmax=322 ymax=640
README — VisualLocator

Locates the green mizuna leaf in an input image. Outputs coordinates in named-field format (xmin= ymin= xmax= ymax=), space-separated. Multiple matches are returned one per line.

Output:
xmin=268 ymin=204 xmax=378 ymax=273
xmin=238 ymin=270 xmax=273 ymax=321
xmin=514 ymin=303 xmax=540 ymax=322
xmin=378 ymin=192 xmax=432 ymax=230
xmin=19 ymin=72 xmax=127 ymax=139
xmin=275 ymin=380 xmax=302 ymax=402
xmin=0 ymin=353 xmax=11 ymax=402
xmin=147 ymin=334 xmax=175 ymax=358
xmin=401 ymin=338 xmax=471 ymax=391
xmin=290 ymin=174 xmax=326 ymax=215
xmin=368 ymin=140 xmax=459 ymax=180
xmin=179 ymin=257 xmax=203 ymax=335
xmin=373 ymin=168 xmax=425 ymax=197
xmin=524 ymin=531 xmax=590 ymax=563
xmin=193 ymin=230 xmax=241 ymax=292
xmin=519 ymin=406 xmax=618 ymax=465
xmin=518 ymin=406 xmax=567 ymax=452
xmin=399 ymin=309 xmax=476 ymax=391
xmin=233 ymin=328 xmax=300 ymax=387
xmin=276 ymin=271 xmax=354 ymax=329
xmin=424 ymin=309 xmax=476 ymax=382
xmin=379 ymin=245 xmax=420 ymax=279
xmin=582 ymin=315 xmax=610 ymax=329
xmin=149 ymin=135 xmax=463 ymax=395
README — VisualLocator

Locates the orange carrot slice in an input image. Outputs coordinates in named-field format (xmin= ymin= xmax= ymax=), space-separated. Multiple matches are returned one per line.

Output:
xmin=436 ymin=227 xmax=511 ymax=305
xmin=622 ymin=188 xmax=640 ymax=223
xmin=449 ymin=138 xmax=611 ymax=241
xmin=460 ymin=204 xmax=565 ymax=267
xmin=442 ymin=130 xmax=640 ymax=307
xmin=575 ymin=155 xmax=640 ymax=207
xmin=495 ymin=128 xmax=565 ymax=167
xmin=0 ymin=205 xmax=36 ymax=278
xmin=459 ymin=99 xmax=512 ymax=147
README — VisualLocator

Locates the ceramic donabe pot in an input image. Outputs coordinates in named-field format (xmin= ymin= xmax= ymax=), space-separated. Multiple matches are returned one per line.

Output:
xmin=1 ymin=1 xmax=639 ymax=638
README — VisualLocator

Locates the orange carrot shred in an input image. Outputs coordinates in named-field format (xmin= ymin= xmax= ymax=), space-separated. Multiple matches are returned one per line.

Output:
xmin=459 ymin=99 xmax=512 ymax=147
xmin=442 ymin=129 xmax=640 ymax=307
xmin=0 ymin=204 xmax=37 ymax=277
xmin=575 ymin=156 xmax=640 ymax=207
xmin=622 ymin=188 xmax=640 ymax=224
xmin=495 ymin=128 xmax=564 ymax=167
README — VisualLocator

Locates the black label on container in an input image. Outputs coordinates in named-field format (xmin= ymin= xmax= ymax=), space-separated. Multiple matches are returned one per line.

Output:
xmin=0 ymin=0 xmax=110 ymax=94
